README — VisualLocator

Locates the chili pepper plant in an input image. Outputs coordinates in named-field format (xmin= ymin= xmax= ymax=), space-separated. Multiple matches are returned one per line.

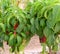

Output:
xmin=0 ymin=0 xmax=60 ymax=54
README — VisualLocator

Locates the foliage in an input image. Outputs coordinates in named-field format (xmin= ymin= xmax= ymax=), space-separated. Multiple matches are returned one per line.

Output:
xmin=0 ymin=0 xmax=30 ymax=52
xmin=25 ymin=0 xmax=60 ymax=51
xmin=0 ymin=0 xmax=60 ymax=53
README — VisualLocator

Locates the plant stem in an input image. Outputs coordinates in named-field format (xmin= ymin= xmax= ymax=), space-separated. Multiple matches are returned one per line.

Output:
xmin=15 ymin=50 xmax=18 ymax=54
xmin=49 ymin=47 xmax=52 ymax=54
xmin=15 ymin=47 xmax=18 ymax=54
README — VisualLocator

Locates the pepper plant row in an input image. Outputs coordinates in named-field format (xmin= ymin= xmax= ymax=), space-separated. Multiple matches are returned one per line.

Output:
xmin=0 ymin=0 xmax=60 ymax=53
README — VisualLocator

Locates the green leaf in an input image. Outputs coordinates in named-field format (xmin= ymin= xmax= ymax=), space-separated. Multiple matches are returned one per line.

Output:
xmin=21 ymin=33 xmax=26 ymax=38
xmin=25 ymin=2 xmax=32 ymax=12
xmin=35 ymin=18 xmax=39 ymax=30
xmin=16 ymin=24 xmax=24 ymax=34
xmin=36 ymin=26 xmax=43 ymax=37
xmin=17 ymin=35 xmax=22 ymax=46
xmin=47 ymin=5 xmax=60 ymax=29
xmin=30 ymin=18 xmax=34 ymax=25
xmin=10 ymin=18 xmax=17 ymax=26
xmin=43 ymin=27 xmax=55 ymax=46
xmin=0 ymin=23 xmax=5 ymax=32
xmin=53 ymin=5 xmax=60 ymax=22
xmin=43 ymin=27 xmax=54 ymax=37
xmin=47 ymin=35 xmax=55 ymax=47
xmin=30 ymin=1 xmax=41 ymax=17
xmin=31 ymin=24 xmax=36 ymax=34
xmin=9 ymin=34 xmax=14 ymax=46
xmin=30 ymin=18 xmax=36 ymax=34
xmin=41 ymin=6 xmax=47 ymax=17
xmin=54 ymin=22 xmax=60 ymax=33
xmin=7 ymin=13 xmax=13 ymax=28
xmin=40 ymin=18 xmax=45 ymax=27
xmin=4 ymin=35 xmax=9 ymax=41
xmin=52 ymin=43 xmax=58 ymax=51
